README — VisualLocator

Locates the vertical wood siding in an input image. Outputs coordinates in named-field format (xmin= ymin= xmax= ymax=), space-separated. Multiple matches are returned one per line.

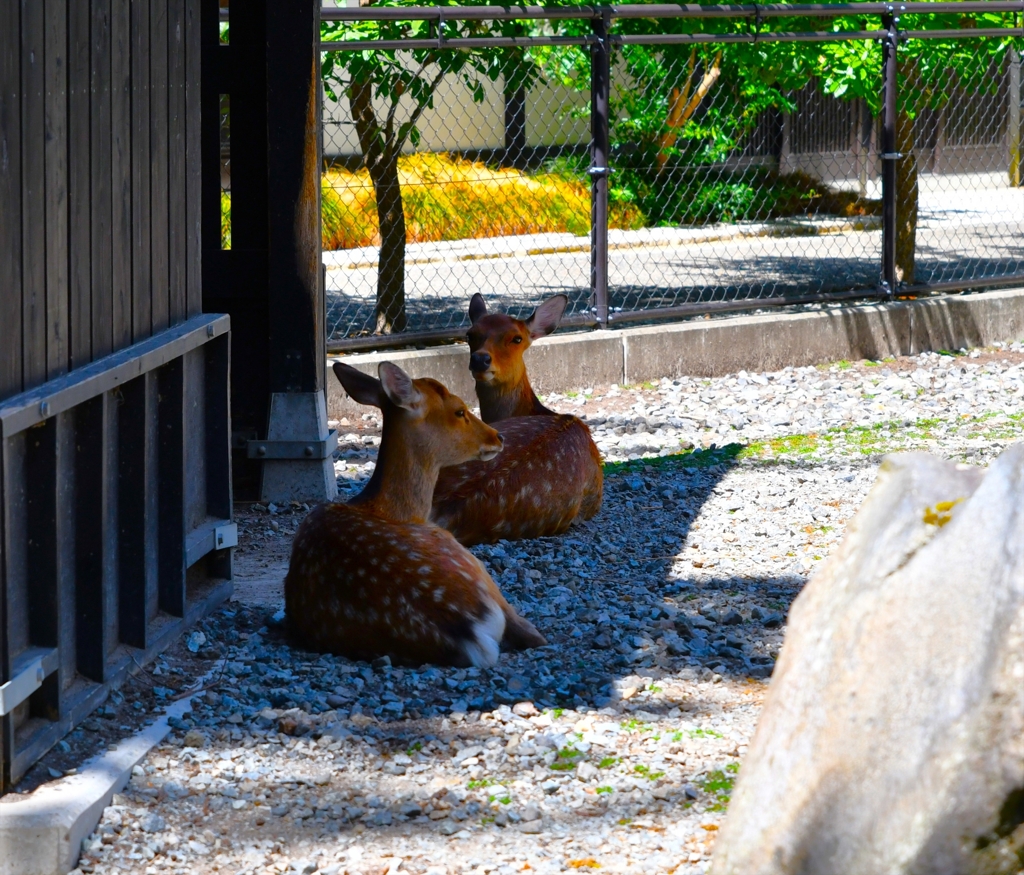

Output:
xmin=0 ymin=0 xmax=203 ymax=403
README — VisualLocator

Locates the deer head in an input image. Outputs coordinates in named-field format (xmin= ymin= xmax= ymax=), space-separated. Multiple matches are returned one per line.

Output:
xmin=334 ymin=360 xmax=503 ymax=522
xmin=465 ymin=293 xmax=568 ymax=423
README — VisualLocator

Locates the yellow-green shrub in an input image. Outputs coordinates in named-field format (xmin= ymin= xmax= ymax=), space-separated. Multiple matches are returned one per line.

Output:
xmin=222 ymin=154 xmax=644 ymax=251
xmin=321 ymin=153 xmax=643 ymax=250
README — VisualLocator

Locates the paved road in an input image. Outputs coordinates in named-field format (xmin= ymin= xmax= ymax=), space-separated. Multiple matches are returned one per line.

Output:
xmin=325 ymin=173 xmax=1024 ymax=340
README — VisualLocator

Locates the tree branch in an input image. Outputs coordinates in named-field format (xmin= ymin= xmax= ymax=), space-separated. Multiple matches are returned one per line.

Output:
xmin=657 ymin=49 xmax=722 ymax=172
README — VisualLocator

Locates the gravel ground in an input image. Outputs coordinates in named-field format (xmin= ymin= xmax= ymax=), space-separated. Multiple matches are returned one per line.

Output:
xmin=37 ymin=341 xmax=1024 ymax=875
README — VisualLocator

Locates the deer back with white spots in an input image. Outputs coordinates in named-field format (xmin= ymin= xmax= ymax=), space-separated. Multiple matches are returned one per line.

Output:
xmin=430 ymin=294 xmax=604 ymax=546
xmin=284 ymin=361 xmax=545 ymax=667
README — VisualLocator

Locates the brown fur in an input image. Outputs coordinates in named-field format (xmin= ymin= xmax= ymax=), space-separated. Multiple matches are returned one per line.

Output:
xmin=285 ymin=362 xmax=545 ymax=666
xmin=431 ymin=295 xmax=604 ymax=546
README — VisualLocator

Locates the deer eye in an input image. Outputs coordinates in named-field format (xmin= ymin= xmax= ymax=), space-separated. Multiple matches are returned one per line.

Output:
xmin=455 ymin=408 xmax=466 ymax=418
xmin=512 ymin=335 xmax=523 ymax=344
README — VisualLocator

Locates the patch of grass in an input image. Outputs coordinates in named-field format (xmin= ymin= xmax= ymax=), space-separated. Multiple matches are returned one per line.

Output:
xmin=633 ymin=764 xmax=666 ymax=781
xmin=687 ymin=728 xmax=725 ymax=739
xmin=741 ymin=433 xmax=821 ymax=459
xmin=700 ymin=767 xmax=738 ymax=812
xmin=406 ymin=741 xmax=423 ymax=754
xmin=621 ymin=718 xmax=654 ymax=733
xmin=550 ymin=746 xmax=586 ymax=771
xmin=321 ymin=153 xmax=643 ymax=251
xmin=467 ymin=778 xmax=503 ymax=790
xmin=737 ymin=412 xmax=1023 ymax=464
xmin=598 ymin=756 xmax=620 ymax=769
xmin=604 ymin=443 xmax=744 ymax=477
xmin=596 ymin=785 xmax=615 ymax=794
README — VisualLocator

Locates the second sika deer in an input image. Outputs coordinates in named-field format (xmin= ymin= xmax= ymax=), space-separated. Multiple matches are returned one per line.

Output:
xmin=430 ymin=294 xmax=603 ymax=545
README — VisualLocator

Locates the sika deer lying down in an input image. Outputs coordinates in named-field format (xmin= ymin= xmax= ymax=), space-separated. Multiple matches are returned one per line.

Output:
xmin=285 ymin=361 xmax=545 ymax=667
xmin=430 ymin=293 xmax=603 ymax=546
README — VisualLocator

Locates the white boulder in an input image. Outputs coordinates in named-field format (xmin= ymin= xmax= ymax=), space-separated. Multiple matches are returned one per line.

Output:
xmin=713 ymin=444 xmax=1024 ymax=875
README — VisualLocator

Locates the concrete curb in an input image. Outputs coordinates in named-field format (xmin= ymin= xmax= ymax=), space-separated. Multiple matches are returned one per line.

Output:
xmin=327 ymin=288 xmax=1024 ymax=420
xmin=0 ymin=668 xmax=220 ymax=875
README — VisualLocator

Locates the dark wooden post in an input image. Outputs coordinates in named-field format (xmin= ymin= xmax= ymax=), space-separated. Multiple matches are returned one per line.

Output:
xmin=258 ymin=0 xmax=335 ymax=503
xmin=201 ymin=0 xmax=335 ymax=502
xmin=266 ymin=0 xmax=324 ymax=398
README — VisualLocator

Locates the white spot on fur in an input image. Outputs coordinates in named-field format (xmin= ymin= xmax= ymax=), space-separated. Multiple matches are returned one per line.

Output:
xmin=461 ymin=601 xmax=504 ymax=668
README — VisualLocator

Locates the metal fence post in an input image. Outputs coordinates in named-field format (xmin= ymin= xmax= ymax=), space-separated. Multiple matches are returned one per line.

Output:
xmin=1009 ymin=47 xmax=1021 ymax=188
xmin=590 ymin=11 xmax=611 ymax=328
xmin=880 ymin=7 xmax=899 ymax=296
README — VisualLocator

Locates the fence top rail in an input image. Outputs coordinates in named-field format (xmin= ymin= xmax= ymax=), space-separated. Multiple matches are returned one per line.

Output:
xmin=320 ymin=25 xmax=1024 ymax=51
xmin=319 ymin=1 xmax=1024 ymax=23
xmin=319 ymin=30 xmax=905 ymax=51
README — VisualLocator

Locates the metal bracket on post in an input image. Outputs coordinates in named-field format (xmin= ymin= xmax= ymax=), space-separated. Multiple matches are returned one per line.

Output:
xmin=259 ymin=392 xmax=338 ymax=504
xmin=590 ymin=11 xmax=612 ymax=330
xmin=247 ymin=430 xmax=338 ymax=460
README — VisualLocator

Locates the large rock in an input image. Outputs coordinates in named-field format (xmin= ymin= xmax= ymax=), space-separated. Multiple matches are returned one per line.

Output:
xmin=713 ymin=445 xmax=1024 ymax=875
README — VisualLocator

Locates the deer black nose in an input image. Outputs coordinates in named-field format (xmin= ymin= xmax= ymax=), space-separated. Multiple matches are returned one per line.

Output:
xmin=469 ymin=351 xmax=492 ymax=373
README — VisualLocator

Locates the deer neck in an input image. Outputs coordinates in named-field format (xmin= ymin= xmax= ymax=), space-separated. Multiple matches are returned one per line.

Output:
xmin=349 ymin=425 xmax=439 ymax=523
xmin=478 ymin=372 xmax=552 ymax=423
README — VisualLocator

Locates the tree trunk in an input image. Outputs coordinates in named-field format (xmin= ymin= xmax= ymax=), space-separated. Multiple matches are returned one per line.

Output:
xmin=349 ymin=76 xmax=407 ymax=334
xmin=504 ymin=84 xmax=527 ymax=169
xmin=895 ymin=103 xmax=918 ymax=286
xmin=369 ymin=153 xmax=407 ymax=333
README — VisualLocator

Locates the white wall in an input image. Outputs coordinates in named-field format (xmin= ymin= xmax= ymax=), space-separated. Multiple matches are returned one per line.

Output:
xmin=321 ymin=61 xmax=591 ymax=157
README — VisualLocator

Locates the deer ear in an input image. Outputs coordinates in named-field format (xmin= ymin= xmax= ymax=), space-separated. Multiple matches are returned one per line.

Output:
xmin=378 ymin=362 xmax=426 ymax=412
xmin=468 ymin=293 xmax=488 ymax=324
xmin=333 ymin=362 xmax=384 ymax=408
xmin=525 ymin=294 xmax=568 ymax=339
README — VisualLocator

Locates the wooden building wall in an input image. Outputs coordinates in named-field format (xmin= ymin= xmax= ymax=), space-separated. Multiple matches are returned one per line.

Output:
xmin=0 ymin=0 xmax=233 ymax=794
xmin=0 ymin=0 xmax=203 ymax=404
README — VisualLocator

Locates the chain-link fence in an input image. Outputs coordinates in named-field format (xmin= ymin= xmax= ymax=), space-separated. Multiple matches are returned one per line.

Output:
xmin=318 ymin=3 xmax=1024 ymax=350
